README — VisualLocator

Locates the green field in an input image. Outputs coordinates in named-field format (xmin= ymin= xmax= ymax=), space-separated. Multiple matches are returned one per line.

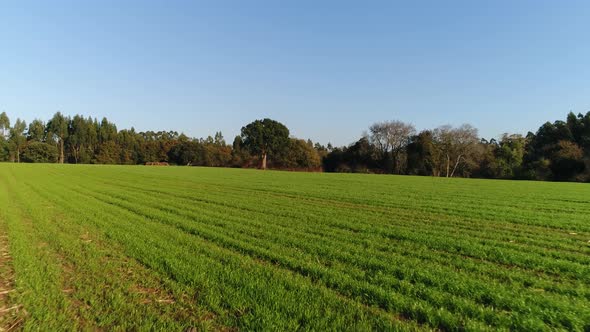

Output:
xmin=0 ymin=164 xmax=589 ymax=331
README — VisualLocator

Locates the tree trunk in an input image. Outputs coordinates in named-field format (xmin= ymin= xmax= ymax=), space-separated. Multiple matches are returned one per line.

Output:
xmin=72 ymin=146 xmax=79 ymax=164
xmin=446 ymin=154 xmax=450 ymax=177
xmin=16 ymin=147 xmax=20 ymax=163
xmin=450 ymin=155 xmax=463 ymax=178
xmin=261 ymin=153 xmax=267 ymax=170
xmin=60 ymin=140 xmax=64 ymax=164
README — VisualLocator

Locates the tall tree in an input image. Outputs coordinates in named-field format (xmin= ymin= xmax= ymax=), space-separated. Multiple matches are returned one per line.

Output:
xmin=406 ymin=130 xmax=436 ymax=176
xmin=280 ymin=138 xmax=322 ymax=169
xmin=241 ymin=118 xmax=290 ymax=170
xmin=117 ymin=128 xmax=139 ymax=164
xmin=9 ymin=119 xmax=27 ymax=163
xmin=47 ymin=112 xmax=69 ymax=163
xmin=98 ymin=117 xmax=118 ymax=143
xmin=68 ymin=115 xmax=92 ymax=163
xmin=27 ymin=119 xmax=46 ymax=142
xmin=551 ymin=140 xmax=585 ymax=181
xmin=369 ymin=120 xmax=415 ymax=174
xmin=0 ymin=112 xmax=10 ymax=139
xmin=432 ymin=124 xmax=480 ymax=177
xmin=494 ymin=134 xmax=526 ymax=178
xmin=0 ymin=136 xmax=8 ymax=161
xmin=0 ymin=112 xmax=11 ymax=161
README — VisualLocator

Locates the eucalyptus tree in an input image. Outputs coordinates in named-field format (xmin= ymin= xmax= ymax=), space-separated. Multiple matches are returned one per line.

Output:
xmin=9 ymin=119 xmax=27 ymax=163
xmin=47 ymin=112 xmax=69 ymax=163
xmin=27 ymin=119 xmax=46 ymax=142
xmin=0 ymin=112 xmax=10 ymax=139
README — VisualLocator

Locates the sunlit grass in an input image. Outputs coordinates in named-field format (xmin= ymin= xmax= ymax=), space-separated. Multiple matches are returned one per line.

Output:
xmin=1 ymin=164 xmax=589 ymax=330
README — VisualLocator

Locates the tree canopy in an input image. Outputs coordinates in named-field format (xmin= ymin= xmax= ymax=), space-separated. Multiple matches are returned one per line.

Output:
xmin=0 ymin=110 xmax=588 ymax=182
xmin=240 ymin=118 xmax=290 ymax=170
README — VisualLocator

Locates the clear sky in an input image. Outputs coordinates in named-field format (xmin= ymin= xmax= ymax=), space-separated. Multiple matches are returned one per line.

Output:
xmin=1 ymin=1 xmax=589 ymax=146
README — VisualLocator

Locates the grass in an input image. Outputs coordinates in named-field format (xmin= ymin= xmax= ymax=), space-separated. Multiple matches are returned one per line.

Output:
xmin=0 ymin=163 xmax=589 ymax=331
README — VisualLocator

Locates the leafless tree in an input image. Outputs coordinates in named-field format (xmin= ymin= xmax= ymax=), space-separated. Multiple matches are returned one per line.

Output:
xmin=369 ymin=120 xmax=416 ymax=174
xmin=432 ymin=124 xmax=479 ymax=177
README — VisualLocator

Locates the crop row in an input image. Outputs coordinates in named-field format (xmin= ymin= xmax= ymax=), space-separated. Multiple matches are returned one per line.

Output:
xmin=22 ymin=167 xmax=590 ymax=330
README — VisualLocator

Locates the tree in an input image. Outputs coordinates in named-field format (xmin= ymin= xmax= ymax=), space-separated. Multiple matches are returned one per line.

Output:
xmin=432 ymin=124 xmax=480 ymax=177
xmin=0 ymin=112 xmax=10 ymax=139
xmin=323 ymin=137 xmax=379 ymax=173
xmin=168 ymin=140 xmax=201 ymax=166
xmin=95 ymin=141 xmax=121 ymax=164
xmin=231 ymin=135 xmax=252 ymax=167
xmin=0 ymin=112 xmax=9 ymax=161
xmin=203 ymin=142 xmax=232 ymax=167
xmin=117 ymin=128 xmax=140 ymax=164
xmin=98 ymin=117 xmax=118 ymax=144
xmin=9 ymin=119 xmax=27 ymax=163
xmin=494 ymin=134 xmax=526 ymax=178
xmin=27 ymin=119 xmax=46 ymax=142
xmin=68 ymin=115 xmax=92 ymax=163
xmin=21 ymin=142 xmax=58 ymax=163
xmin=551 ymin=140 xmax=585 ymax=181
xmin=0 ymin=135 xmax=8 ymax=162
xmin=406 ymin=130 xmax=436 ymax=176
xmin=214 ymin=131 xmax=225 ymax=146
xmin=47 ymin=112 xmax=69 ymax=163
xmin=523 ymin=117 xmax=586 ymax=181
xmin=240 ymin=119 xmax=290 ymax=170
xmin=280 ymin=138 xmax=321 ymax=169
xmin=369 ymin=120 xmax=416 ymax=174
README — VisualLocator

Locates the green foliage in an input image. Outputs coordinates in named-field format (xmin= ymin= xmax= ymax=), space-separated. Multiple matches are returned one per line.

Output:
xmin=9 ymin=119 xmax=27 ymax=163
xmin=67 ymin=115 xmax=96 ymax=163
xmin=1 ymin=110 xmax=589 ymax=182
xmin=551 ymin=140 xmax=585 ymax=181
xmin=1 ymin=164 xmax=589 ymax=330
xmin=168 ymin=140 xmax=202 ymax=165
xmin=95 ymin=141 xmax=121 ymax=164
xmin=241 ymin=118 xmax=290 ymax=168
xmin=47 ymin=112 xmax=69 ymax=163
xmin=0 ymin=136 xmax=8 ymax=161
xmin=495 ymin=134 xmax=526 ymax=178
xmin=523 ymin=112 xmax=590 ymax=181
xmin=21 ymin=142 xmax=59 ymax=163
xmin=406 ymin=131 xmax=435 ymax=176
xmin=167 ymin=138 xmax=233 ymax=167
xmin=279 ymin=138 xmax=321 ymax=169
xmin=230 ymin=135 xmax=252 ymax=167
xmin=325 ymin=111 xmax=590 ymax=181
xmin=0 ymin=111 xmax=11 ymax=138
xmin=323 ymin=137 xmax=379 ymax=173
xmin=27 ymin=119 xmax=46 ymax=142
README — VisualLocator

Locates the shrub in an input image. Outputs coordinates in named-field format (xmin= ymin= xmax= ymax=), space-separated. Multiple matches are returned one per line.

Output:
xmin=21 ymin=142 xmax=59 ymax=163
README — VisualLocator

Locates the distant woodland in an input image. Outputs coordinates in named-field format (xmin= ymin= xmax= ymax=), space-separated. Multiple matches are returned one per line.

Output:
xmin=0 ymin=111 xmax=589 ymax=182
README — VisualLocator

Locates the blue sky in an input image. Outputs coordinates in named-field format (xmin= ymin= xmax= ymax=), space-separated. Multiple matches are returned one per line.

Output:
xmin=1 ymin=1 xmax=589 ymax=145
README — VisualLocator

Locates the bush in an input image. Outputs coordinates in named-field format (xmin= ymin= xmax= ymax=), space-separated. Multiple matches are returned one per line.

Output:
xmin=21 ymin=142 xmax=58 ymax=163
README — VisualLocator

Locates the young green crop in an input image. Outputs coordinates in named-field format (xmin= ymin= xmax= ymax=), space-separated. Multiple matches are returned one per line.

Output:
xmin=0 ymin=163 xmax=589 ymax=331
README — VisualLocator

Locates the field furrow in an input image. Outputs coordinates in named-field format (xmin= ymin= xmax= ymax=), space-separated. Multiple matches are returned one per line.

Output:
xmin=1 ymin=164 xmax=589 ymax=331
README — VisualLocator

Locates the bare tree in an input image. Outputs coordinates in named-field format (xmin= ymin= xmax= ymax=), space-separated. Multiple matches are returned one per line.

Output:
xmin=369 ymin=120 xmax=416 ymax=174
xmin=432 ymin=124 xmax=479 ymax=177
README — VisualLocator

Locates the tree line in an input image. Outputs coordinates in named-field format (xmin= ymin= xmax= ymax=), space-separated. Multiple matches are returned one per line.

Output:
xmin=324 ymin=112 xmax=590 ymax=182
xmin=0 ymin=113 xmax=323 ymax=170
xmin=0 ymin=111 xmax=588 ymax=182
